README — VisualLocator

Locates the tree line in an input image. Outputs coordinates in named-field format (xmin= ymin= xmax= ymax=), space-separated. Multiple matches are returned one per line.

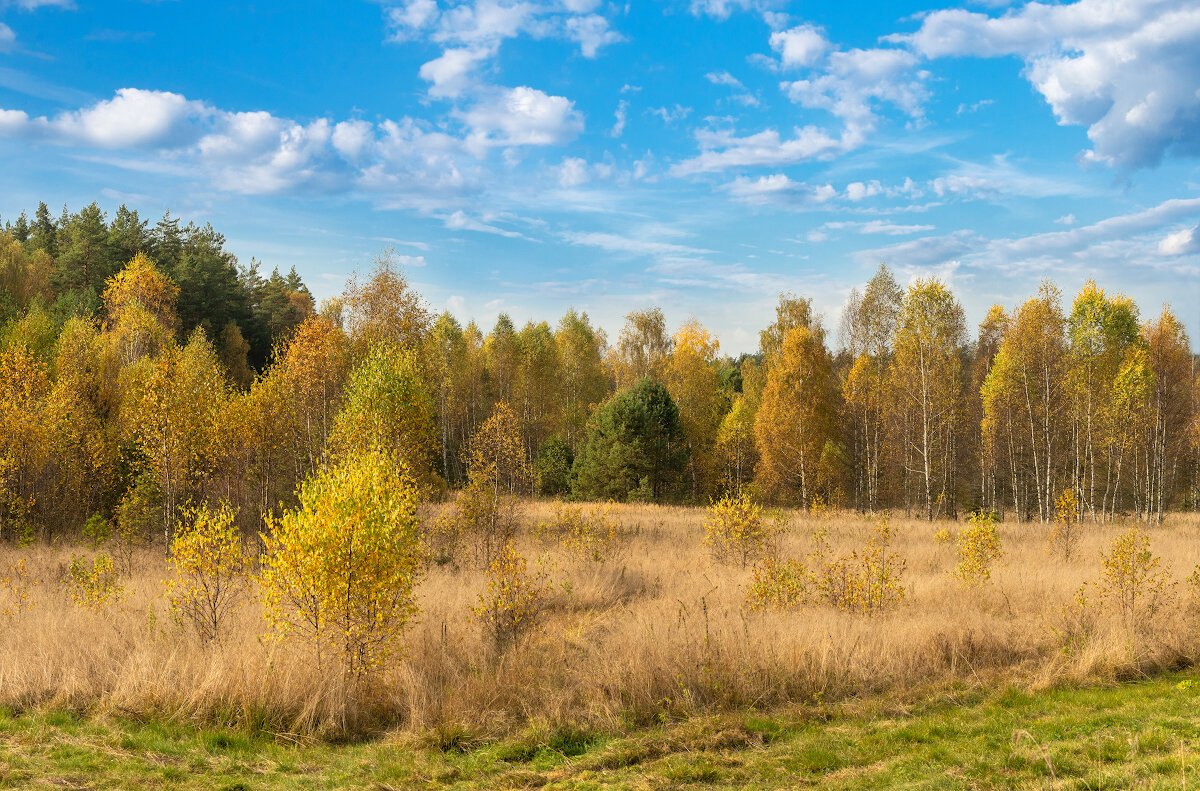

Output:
xmin=0 ymin=204 xmax=1197 ymax=547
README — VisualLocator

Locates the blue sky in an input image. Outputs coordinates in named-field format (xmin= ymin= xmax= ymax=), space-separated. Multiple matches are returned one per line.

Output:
xmin=1 ymin=0 xmax=1198 ymax=352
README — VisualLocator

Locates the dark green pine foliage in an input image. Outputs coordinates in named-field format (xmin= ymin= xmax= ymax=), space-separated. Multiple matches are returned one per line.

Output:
xmin=54 ymin=202 xmax=118 ymax=294
xmin=108 ymin=205 xmax=150 ymax=264
xmin=534 ymin=434 xmax=573 ymax=497
xmin=572 ymin=378 xmax=686 ymax=502
xmin=170 ymin=223 xmax=250 ymax=340
xmin=30 ymin=202 xmax=58 ymax=258
xmin=11 ymin=212 xmax=30 ymax=244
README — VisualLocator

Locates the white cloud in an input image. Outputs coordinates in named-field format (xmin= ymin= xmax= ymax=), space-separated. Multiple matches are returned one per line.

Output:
xmin=432 ymin=0 xmax=535 ymax=45
xmin=0 ymin=86 xmax=586 ymax=204
xmin=825 ymin=220 xmax=936 ymax=235
xmin=562 ymin=230 xmax=713 ymax=257
xmin=956 ymin=99 xmax=994 ymax=115
xmin=1158 ymin=225 xmax=1200 ymax=255
xmin=856 ymin=231 xmax=980 ymax=269
xmin=565 ymin=14 xmax=623 ymax=58
xmin=859 ymin=197 xmax=1200 ymax=275
xmin=698 ymin=25 xmax=927 ymax=176
xmin=671 ymin=125 xmax=845 ymax=175
xmin=689 ymin=0 xmax=786 ymax=22
xmin=707 ymin=71 xmax=760 ymax=107
xmin=781 ymin=47 xmax=926 ymax=134
xmin=845 ymin=180 xmax=882 ymax=201
xmin=462 ymin=86 xmax=584 ymax=153
xmin=706 ymin=71 xmax=744 ymax=88
xmin=419 ymin=45 xmax=495 ymax=99
xmin=928 ymin=156 xmax=1091 ymax=199
xmin=610 ymin=99 xmax=628 ymax=137
xmin=650 ymin=104 xmax=692 ymax=124
xmin=13 ymin=0 xmax=74 ymax=8
xmin=769 ymin=24 xmax=829 ymax=68
xmin=387 ymin=0 xmax=439 ymax=38
xmin=48 ymin=88 xmax=207 ymax=148
xmin=723 ymin=173 xmax=836 ymax=205
xmin=0 ymin=23 xmax=15 ymax=53
xmin=898 ymin=0 xmax=1200 ymax=169
xmin=331 ymin=119 xmax=375 ymax=160
xmin=1055 ymin=213 xmax=1076 ymax=225
xmin=557 ymin=156 xmax=589 ymax=187
xmin=395 ymin=254 xmax=429 ymax=267
xmin=443 ymin=210 xmax=529 ymax=238
xmin=391 ymin=0 xmax=624 ymax=89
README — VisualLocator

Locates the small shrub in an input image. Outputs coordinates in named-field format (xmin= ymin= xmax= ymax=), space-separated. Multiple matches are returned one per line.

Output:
xmin=423 ymin=509 xmax=465 ymax=567
xmin=452 ymin=402 xmax=528 ymax=568
xmin=1096 ymin=527 xmax=1173 ymax=629
xmin=703 ymin=492 xmax=780 ymax=568
xmin=112 ymin=476 xmax=158 ymax=573
xmin=1048 ymin=488 xmax=1081 ymax=561
xmin=809 ymin=493 xmax=829 ymax=518
xmin=1051 ymin=584 xmax=1096 ymax=655
xmin=1 ymin=558 xmax=36 ymax=618
xmin=165 ymin=502 xmax=250 ymax=641
xmin=66 ymin=552 xmax=124 ymax=609
xmin=745 ymin=556 xmax=808 ymax=610
xmin=471 ymin=542 xmax=552 ymax=654
xmin=538 ymin=503 xmax=629 ymax=563
xmin=951 ymin=510 xmax=1003 ymax=587
xmin=808 ymin=516 xmax=905 ymax=616
xmin=259 ymin=451 xmax=424 ymax=684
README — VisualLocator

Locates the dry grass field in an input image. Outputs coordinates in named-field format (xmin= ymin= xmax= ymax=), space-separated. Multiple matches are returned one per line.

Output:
xmin=2 ymin=503 xmax=1199 ymax=743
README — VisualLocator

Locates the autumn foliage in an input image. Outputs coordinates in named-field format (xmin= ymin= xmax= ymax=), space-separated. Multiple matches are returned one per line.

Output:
xmin=258 ymin=451 xmax=424 ymax=684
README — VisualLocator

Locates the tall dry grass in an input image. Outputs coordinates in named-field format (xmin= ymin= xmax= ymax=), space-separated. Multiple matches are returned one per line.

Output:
xmin=2 ymin=504 xmax=1199 ymax=738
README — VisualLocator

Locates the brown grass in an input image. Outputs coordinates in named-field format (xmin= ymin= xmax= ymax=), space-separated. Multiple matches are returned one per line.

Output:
xmin=2 ymin=504 xmax=1199 ymax=738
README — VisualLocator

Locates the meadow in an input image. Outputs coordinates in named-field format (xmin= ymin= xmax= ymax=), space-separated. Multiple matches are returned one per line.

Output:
xmin=2 ymin=502 xmax=1198 ymax=748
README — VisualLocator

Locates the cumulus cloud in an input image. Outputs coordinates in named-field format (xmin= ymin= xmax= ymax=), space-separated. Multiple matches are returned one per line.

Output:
xmin=419 ymin=45 xmax=496 ymax=98
xmin=845 ymin=180 xmax=882 ymax=201
xmin=1157 ymin=225 xmax=1200 ymax=255
xmin=556 ymin=156 xmax=589 ymax=187
xmin=387 ymin=0 xmax=439 ymax=37
xmin=462 ymin=86 xmax=584 ymax=153
xmin=566 ymin=14 xmax=624 ymax=58
xmin=389 ymin=0 xmax=624 ymax=88
xmin=0 ymin=86 xmax=586 ymax=203
xmin=780 ymin=47 xmax=926 ymax=136
xmin=769 ymin=24 xmax=829 ymax=68
xmin=40 ymin=88 xmax=208 ymax=148
xmin=689 ymin=21 xmax=927 ymax=175
xmin=896 ymin=0 xmax=1200 ymax=169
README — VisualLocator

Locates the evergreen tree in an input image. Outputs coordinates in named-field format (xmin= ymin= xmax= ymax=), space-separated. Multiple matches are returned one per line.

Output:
xmin=572 ymin=379 xmax=685 ymax=501
xmin=30 ymin=202 xmax=58 ymax=258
